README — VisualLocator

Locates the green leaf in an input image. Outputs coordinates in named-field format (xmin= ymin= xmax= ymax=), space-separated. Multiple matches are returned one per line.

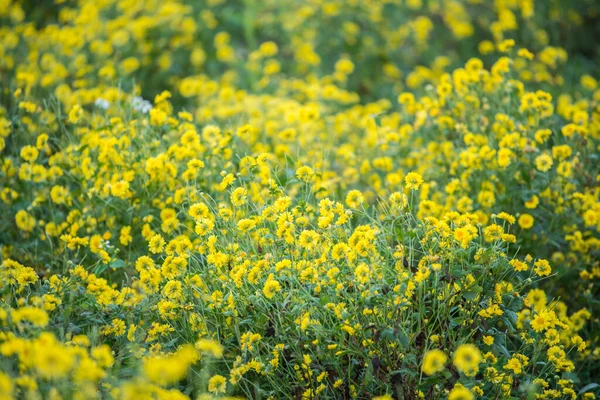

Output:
xmin=94 ymin=264 xmax=108 ymax=275
xmin=504 ymin=310 xmax=518 ymax=326
xmin=110 ymin=259 xmax=127 ymax=269
xmin=381 ymin=328 xmax=395 ymax=341
xmin=364 ymin=364 xmax=374 ymax=385
xmin=462 ymin=285 xmax=482 ymax=301
xmin=578 ymin=383 xmax=600 ymax=395
xmin=396 ymin=332 xmax=409 ymax=347
xmin=380 ymin=328 xmax=408 ymax=347
xmin=497 ymin=344 xmax=511 ymax=358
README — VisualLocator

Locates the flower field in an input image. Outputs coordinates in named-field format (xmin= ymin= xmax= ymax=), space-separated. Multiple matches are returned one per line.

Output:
xmin=1 ymin=0 xmax=600 ymax=399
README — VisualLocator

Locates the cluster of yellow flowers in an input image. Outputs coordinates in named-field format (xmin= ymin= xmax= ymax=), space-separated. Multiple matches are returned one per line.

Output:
xmin=1 ymin=0 xmax=599 ymax=399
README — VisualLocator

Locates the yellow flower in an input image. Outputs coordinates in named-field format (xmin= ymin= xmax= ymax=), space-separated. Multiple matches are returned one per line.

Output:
xmin=354 ymin=263 xmax=371 ymax=284
xmin=503 ymin=357 xmax=524 ymax=374
xmin=335 ymin=58 xmax=355 ymax=75
xmin=535 ymin=129 xmax=552 ymax=144
xmin=143 ymin=345 xmax=197 ymax=386
xmin=149 ymin=234 xmax=166 ymax=254
xmin=533 ymin=259 xmax=551 ymax=276
xmin=15 ymin=210 xmax=36 ymax=232
xmin=195 ymin=217 xmax=215 ymax=236
xmin=530 ymin=309 xmax=557 ymax=332
xmin=448 ymin=384 xmax=473 ymax=400
xmin=298 ymin=230 xmax=320 ymax=252
xmin=422 ymin=349 xmax=447 ymax=375
xmin=91 ymin=345 xmax=114 ymax=368
xmin=68 ymin=104 xmax=83 ymax=124
xmin=497 ymin=39 xmax=515 ymax=53
xmin=11 ymin=306 xmax=48 ymax=327
xmin=535 ymin=154 xmax=553 ymax=172
xmin=119 ymin=226 xmax=132 ymax=246
xmin=404 ymin=172 xmax=423 ymax=190
xmin=483 ymin=224 xmax=503 ymax=242
xmin=208 ymin=374 xmax=227 ymax=394
xmin=580 ymin=74 xmax=598 ymax=90
xmin=218 ymin=173 xmax=236 ymax=191
xmin=20 ymin=145 xmax=39 ymax=162
xmin=259 ymin=41 xmax=278 ymax=57
xmin=547 ymin=346 xmax=566 ymax=364
xmin=345 ymin=190 xmax=364 ymax=208
xmin=518 ymin=214 xmax=534 ymax=229
xmin=524 ymin=195 xmax=539 ymax=209
xmin=195 ymin=339 xmax=224 ymax=358
xmin=496 ymin=212 xmax=515 ymax=224
xmin=72 ymin=334 xmax=91 ymax=347
xmin=497 ymin=148 xmax=513 ymax=168
xmin=230 ymin=187 xmax=248 ymax=206
xmin=397 ymin=92 xmax=415 ymax=105
xmin=296 ymin=166 xmax=315 ymax=182
xmin=110 ymin=180 xmax=132 ymax=199
xmin=517 ymin=48 xmax=534 ymax=60
xmin=50 ymin=185 xmax=70 ymax=205
xmin=453 ymin=344 xmax=482 ymax=377
xmin=0 ymin=372 xmax=13 ymax=399
xmin=583 ymin=210 xmax=598 ymax=227
xmin=263 ymin=275 xmax=281 ymax=299
xmin=478 ymin=40 xmax=495 ymax=55
xmin=34 ymin=338 xmax=75 ymax=379
xmin=510 ymin=259 xmax=529 ymax=272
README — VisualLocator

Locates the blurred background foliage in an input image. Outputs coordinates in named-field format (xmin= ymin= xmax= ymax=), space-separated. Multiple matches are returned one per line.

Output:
xmin=3 ymin=0 xmax=600 ymax=106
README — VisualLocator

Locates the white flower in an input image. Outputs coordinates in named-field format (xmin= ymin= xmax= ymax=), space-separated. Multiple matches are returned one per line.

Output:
xmin=94 ymin=98 xmax=110 ymax=110
xmin=131 ymin=96 xmax=152 ymax=114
